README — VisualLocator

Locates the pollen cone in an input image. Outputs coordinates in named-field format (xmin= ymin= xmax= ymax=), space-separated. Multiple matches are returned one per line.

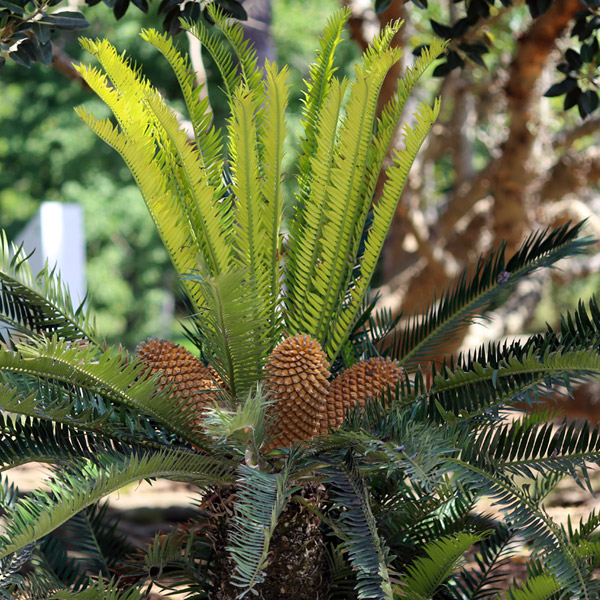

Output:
xmin=136 ymin=338 xmax=220 ymax=424
xmin=264 ymin=334 xmax=330 ymax=450
xmin=320 ymin=357 xmax=402 ymax=434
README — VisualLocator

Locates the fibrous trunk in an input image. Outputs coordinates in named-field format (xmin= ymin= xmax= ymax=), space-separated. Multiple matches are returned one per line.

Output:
xmin=206 ymin=484 xmax=329 ymax=600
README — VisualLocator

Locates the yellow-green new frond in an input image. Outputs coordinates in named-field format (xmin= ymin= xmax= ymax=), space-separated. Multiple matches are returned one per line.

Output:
xmin=312 ymin=53 xmax=399 ymax=357
xmin=327 ymin=99 xmax=441 ymax=358
xmin=140 ymin=28 xmax=225 ymax=192
xmin=206 ymin=4 xmax=264 ymax=105
xmin=74 ymin=104 xmax=205 ymax=310
xmin=143 ymin=90 xmax=234 ymax=276
xmin=229 ymin=86 xmax=264 ymax=281
xmin=297 ymin=8 xmax=350 ymax=204
xmin=362 ymin=18 xmax=404 ymax=69
xmin=260 ymin=61 xmax=289 ymax=342
xmin=285 ymin=77 xmax=348 ymax=336
xmin=77 ymin=38 xmax=151 ymax=135
xmin=190 ymin=267 xmax=271 ymax=399
xmin=183 ymin=17 xmax=239 ymax=102
xmin=366 ymin=37 xmax=446 ymax=221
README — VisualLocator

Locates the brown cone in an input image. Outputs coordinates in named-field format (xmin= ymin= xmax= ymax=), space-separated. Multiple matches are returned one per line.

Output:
xmin=319 ymin=357 xmax=403 ymax=434
xmin=136 ymin=338 xmax=220 ymax=424
xmin=264 ymin=334 xmax=330 ymax=449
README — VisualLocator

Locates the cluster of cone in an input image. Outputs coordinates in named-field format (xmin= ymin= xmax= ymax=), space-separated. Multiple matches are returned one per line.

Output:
xmin=137 ymin=334 xmax=402 ymax=449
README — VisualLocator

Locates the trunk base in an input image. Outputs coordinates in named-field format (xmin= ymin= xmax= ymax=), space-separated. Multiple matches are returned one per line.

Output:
xmin=206 ymin=484 xmax=329 ymax=600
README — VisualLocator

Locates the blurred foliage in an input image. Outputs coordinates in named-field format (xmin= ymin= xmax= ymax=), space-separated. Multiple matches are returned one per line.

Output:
xmin=0 ymin=0 xmax=245 ymax=69
xmin=401 ymin=0 xmax=600 ymax=118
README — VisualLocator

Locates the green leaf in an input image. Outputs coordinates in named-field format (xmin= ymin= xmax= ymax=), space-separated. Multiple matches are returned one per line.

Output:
xmin=42 ymin=11 xmax=89 ymax=30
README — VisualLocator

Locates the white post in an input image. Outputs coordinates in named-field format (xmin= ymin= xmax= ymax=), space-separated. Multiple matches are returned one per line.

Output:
xmin=17 ymin=202 xmax=86 ymax=303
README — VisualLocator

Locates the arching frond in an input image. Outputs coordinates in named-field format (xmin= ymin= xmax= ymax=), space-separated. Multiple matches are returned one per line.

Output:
xmin=394 ymin=221 xmax=594 ymax=368
xmin=182 ymin=17 xmax=239 ymax=101
xmin=503 ymin=574 xmax=562 ymax=600
xmin=0 ymin=412 xmax=130 ymax=472
xmin=422 ymin=296 xmax=600 ymax=422
xmin=47 ymin=578 xmax=143 ymax=599
xmin=0 ymin=338 xmax=207 ymax=448
xmin=0 ymin=232 xmax=97 ymax=346
xmin=327 ymin=98 xmax=442 ymax=359
xmin=466 ymin=415 xmax=600 ymax=491
xmin=0 ymin=449 xmax=235 ymax=560
xmin=205 ymin=4 xmax=264 ymax=103
xmin=142 ymin=88 xmax=234 ymax=276
xmin=74 ymin=40 xmax=211 ymax=311
xmin=397 ymin=532 xmax=485 ymax=600
xmin=446 ymin=459 xmax=598 ymax=599
xmin=453 ymin=523 xmax=522 ymax=600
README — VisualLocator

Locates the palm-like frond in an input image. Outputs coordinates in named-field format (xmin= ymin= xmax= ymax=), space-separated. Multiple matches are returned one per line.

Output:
xmin=420 ymin=296 xmax=600 ymax=422
xmin=205 ymin=5 xmax=264 ymax=104
xmin=286 ymin=24 xmax=444 ymax=361
xmin=0 ymin=412 xmax=134 ymax=472
xmin=445 ymin=459 xmax=599 ymax=599
xmin=295 ymin=8 xmax=350 ymax=209
xmin=74 ymin=38 xmax=230 ymax=311
xmin=36 ymin=501 xmax=133 ymax=592
xmin=466 ymin=415 xmax=600 ymax=491
xmin=504 ymin=574 xmax=562 ymax=600
xmin=326 ymin=451 xmax=394 ymax=600
xmin=393 ymin=221 xmax=593 ymax=368
xmin=0 ymin=337 xmax=208 ymax=447
xmin=47 ymin=578 xmax=144 ymax=599
xmin=188 ymin=268 xmax=270 ymax=399
xmin=452 ymin=523 xmax=521 ymax=600
xmin=0 ymin=449 xmax=235 ymax=560
xmin=0 ymin=232 xmax=97 ymax=347
xmin=397 ymin=532 xmax=485 ymax=600
xmin=139 ymin=28 xmax=224 ymax=190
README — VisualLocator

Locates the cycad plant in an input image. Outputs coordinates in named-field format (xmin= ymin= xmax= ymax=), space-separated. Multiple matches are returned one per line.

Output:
xmin=1 ymin=7 xmax=600 ymax=600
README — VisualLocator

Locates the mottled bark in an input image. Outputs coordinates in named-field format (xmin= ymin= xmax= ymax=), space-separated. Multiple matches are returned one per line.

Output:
xmin=490 ymin=0 xmax=584 ymax=253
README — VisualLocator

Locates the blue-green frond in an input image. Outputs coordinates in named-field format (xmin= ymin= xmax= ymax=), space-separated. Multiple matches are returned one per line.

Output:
xmin=0 ymin=232 xmax=98 ymax=347
xmin=227 ymin=460 xmax=296 ymax=594
xmin=325 ymin=451 xmax=394 ymax=600
xmin=393 ymin=221 xmax=593 ymax=369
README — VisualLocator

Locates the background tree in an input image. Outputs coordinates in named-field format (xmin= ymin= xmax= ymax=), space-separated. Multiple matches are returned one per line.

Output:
xmin=343 ymin=0 xmax=600 ymax=372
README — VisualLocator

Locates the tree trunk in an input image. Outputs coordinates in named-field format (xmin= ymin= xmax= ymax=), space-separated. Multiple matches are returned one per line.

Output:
xmin=206 ymin=484 xmax=329 ymax=600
